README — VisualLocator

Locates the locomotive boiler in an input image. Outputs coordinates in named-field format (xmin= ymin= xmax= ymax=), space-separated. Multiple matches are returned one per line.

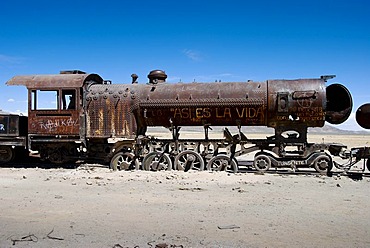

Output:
xmin=132 ymin=71 xmax=351 ymax=138
xmin=5 ymin=70 xmax=352 ymax=173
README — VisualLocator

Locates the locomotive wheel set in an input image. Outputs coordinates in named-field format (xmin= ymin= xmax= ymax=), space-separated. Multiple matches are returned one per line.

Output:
xmin=1 ymin=69 xmax=369 ymax=174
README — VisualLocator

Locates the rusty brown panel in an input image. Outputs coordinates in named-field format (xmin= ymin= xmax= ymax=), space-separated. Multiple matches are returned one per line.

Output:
xmin=85 ymin=84 xmax=137 ymax=138
xmin=114 ymin=96 xmax=136 ymax=137
xmin=86 ymin=87 xmax=108 ymax=137
xmin=85 ymin=100 xmax=104 ymax=137
xmin=6 ymin=74 xmax=103 ymax=89
xmin=267 ymin=79 xmax=327 ymax=128
xmin=28 ymin=111 xmax=80 ymax=135
xmin=134 ymin=81 xmax=268 ymax=127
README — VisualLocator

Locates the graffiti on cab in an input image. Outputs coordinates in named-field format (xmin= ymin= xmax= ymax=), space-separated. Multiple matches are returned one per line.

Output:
xmin=38 ymin=118 xmax=79 ymax=131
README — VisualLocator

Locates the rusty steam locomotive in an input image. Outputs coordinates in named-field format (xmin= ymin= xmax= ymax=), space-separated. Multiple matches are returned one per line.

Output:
xmin=0 ymin=70 xmax=358 ymax=173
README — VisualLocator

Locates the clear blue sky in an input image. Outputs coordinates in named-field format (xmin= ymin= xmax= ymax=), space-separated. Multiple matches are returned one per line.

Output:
xmin=1 ymin=0 xmax=369 ymax=130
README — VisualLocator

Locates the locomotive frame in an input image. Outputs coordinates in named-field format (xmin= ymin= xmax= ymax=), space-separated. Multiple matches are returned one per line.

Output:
xmin=2 ymin=69 xmax=362 ymax=174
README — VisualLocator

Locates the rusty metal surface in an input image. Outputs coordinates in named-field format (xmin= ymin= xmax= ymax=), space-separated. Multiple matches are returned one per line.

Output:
xmin=5 ymin=71 xmax=353 ymax=143
xmin=130 ymin=77 xmax=352 ymax=132
xmin=83 ymin=75 xmax=352 ymax=139
xmin=267 ymin=79 xmax=326 ymax=129
xmin=18 ymin=73 xmax=104 ymax=137
xmin=147 ymin=70 xmax=167 ymax=84
xmin=134 ymin=81 xmax=267 ymax=128
xmin=85 ymin=84 xmax=137 ymax=138
xmin=28 ymin=112 xmax=80 ymax=136
xmin=356 ymin=103 xmax=370 ymax=129
xmin=28 ymin=89 xmax=81 ymax=136
xmin=6 ymin=71 xmax=353 ymax=139
xmin=3 ymin=70 xmax=357 ymax=167
xmin=6 ymin=74 xmax=103 ymax=89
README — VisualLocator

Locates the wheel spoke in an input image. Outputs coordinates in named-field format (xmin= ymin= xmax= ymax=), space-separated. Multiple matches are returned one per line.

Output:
xmin=253 ymin=154 xmax=271 ymax=172
xmin=110 ymin=152 xmax=137 ymax=171
xmin=175 ymin=151 xmax=204 ymax=171
xmin=143 ymin=152 xmax=172 ymax=171
xmin=207 ymin=155 xmax=238 ymax=173
xmin=313 ymin=154 xmax=332 ymax=174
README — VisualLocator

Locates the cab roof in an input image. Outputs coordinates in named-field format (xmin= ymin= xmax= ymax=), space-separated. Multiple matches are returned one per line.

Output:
xmin=6 ymin=73 xmax=103 ymax=89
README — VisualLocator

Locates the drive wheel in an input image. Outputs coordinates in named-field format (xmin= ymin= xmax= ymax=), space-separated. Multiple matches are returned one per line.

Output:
xmin=207 ymin=155 xmax=238 ymax=173
xmin=253 ymin=154 xmax=271 ymax=172
xmin=0 ymin=146 xmax=14 ymax=164
xmin=313 ymin=154 xmax=332 ymax=174
xmin=175 ymin=151 xmax=204 ymax=171
xmin=143 ymin=152 xmax=172 ymax=171
xmin=48 ymin=147 xmax=69 ymax=164
xmin=110 ymin=152 xmax=138 ymax=171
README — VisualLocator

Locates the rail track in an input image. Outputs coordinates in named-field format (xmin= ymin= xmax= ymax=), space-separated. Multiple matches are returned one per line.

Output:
xmin=3 ymin=157 xmax=370 ymax=181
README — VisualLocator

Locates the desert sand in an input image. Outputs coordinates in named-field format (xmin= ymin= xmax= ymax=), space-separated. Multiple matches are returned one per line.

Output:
xmin=0 ymin=133 xmax=370 ymax=248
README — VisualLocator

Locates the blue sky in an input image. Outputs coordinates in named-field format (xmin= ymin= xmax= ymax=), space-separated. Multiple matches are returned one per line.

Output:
xmin=1 ymin=0 xmax=369 ymax=130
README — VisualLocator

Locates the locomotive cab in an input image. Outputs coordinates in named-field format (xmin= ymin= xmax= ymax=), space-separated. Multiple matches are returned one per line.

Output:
xmin=6 ymin=71 xmax=103 ymax=163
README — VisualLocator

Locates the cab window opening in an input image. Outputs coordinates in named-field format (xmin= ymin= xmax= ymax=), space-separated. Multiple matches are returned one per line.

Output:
xmin=30 ymin=89 xmax=77 ymax=111
xmin=62 ymin=90 xmax=76 ymax=110
xmin=30 ymin=90 xmax=59 ymax=110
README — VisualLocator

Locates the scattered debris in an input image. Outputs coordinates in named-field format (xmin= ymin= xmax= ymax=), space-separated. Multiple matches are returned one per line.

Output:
xmin=178 ymin=187 xmax=203 ymax=192
xmin=147 ymin=242 xmax=183 ymax=248
xmin=8 ymin=229 xmax=65 ymax=245
xmin=97 ymin=181 xmax=107 ymax=186
xmin=166 ymin=175 xmax=176 ymax=180
xmin=92 ymin=176 xmax=104 ymax=180
xmin=9 ymin=234 xmax=38 ymax=245
xmin=46 ymin=228 xmax=64 ymax=240
xmin=155 ymin=243 xmax=168 ymax=248
xmin=112 ymin=244 xmax=124 ymax=248
xmin=232 ymin=187 xmax=246 ymax=193
xmin=217 ymin=224 xmax=240 ymax=230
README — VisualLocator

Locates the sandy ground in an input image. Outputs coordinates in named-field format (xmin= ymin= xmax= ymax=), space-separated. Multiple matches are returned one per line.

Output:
xmin=1 ymin=134 xmax=370 ymax=248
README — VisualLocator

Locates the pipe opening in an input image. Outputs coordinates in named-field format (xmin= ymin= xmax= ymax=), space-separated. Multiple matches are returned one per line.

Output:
xmin=325 ymin=84 xmax=352 ymax=124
